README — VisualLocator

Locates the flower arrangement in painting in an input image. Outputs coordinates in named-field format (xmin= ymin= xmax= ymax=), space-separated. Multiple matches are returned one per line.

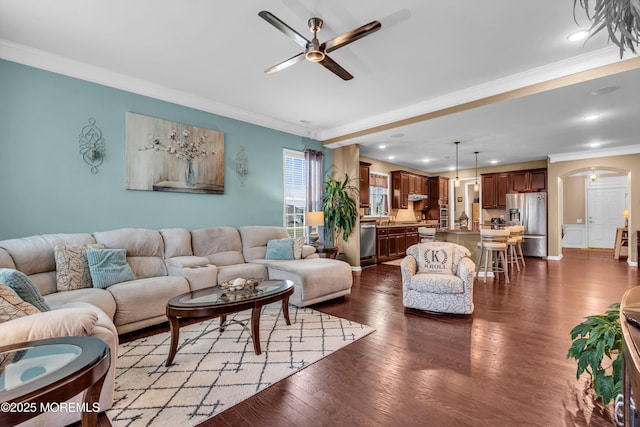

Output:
xmin=139 ymin=129 xmax=212 ymax=161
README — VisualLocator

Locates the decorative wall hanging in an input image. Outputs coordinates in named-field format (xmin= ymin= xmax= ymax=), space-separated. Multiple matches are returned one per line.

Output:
xmin=78 ymin=118 xmax=105 ymax=174
xmin=125 ymin=112 xmax=224 ymax=194
xmin=235 ymin=146 xmax=249 ymax=186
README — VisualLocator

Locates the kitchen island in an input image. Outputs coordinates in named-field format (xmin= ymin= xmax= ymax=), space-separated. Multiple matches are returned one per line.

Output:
xmin=436 ymin=229 xmax=481 ymax=261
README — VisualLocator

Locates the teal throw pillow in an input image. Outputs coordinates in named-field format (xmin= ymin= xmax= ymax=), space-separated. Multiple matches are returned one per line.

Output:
xmin=265 ymin=238 xmax=295 ymax=260
xmin=0 ymin=268 xmax=51 ymax=312
xmin=86 ymin=249 xmax=136 ymax=289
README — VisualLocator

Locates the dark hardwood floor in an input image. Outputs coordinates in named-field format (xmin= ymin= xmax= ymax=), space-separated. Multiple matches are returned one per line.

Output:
xmin=99 ymin=249 xmax=639 ymax=427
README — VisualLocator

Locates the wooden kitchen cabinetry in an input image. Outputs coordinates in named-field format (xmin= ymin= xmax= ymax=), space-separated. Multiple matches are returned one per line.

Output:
xmin=509 ymin=168 xmax=547 ymax=193
xmin=391 ymin=171 xmax=409 ymax=209
xmin=376 ymin=225 xmax=420 ymax=262
xmin=414 ymin=176 xmax=430 ymax=210
xmin=359 ymin=161 xmax=371 ymax=208
xmin=429 ymin=176 xmax=449 ymax=206
xmin=481 ymin=173 xmax=510 ymax=209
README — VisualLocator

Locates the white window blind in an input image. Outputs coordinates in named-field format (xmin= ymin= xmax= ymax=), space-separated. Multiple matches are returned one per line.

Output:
xmin=283 ymin=149 xmax=307 ymax=238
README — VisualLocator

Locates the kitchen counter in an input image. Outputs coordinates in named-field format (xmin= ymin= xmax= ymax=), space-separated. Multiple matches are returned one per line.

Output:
xmin=436 ymin=229 xmax=480 ymax=261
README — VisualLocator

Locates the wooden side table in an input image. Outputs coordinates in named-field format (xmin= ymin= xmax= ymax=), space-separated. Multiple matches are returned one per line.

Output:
xmin=614 ymin=227 xmax=629 ymax=259
xmin=0 ymin=336 xmax=110 ymax=427
xmin=316 ymin=246 xmax=338 ymax=259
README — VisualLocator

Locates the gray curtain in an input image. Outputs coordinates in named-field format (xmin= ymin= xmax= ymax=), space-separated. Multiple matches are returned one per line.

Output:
xmin=305 ymin=149 xmax=324 ymax=245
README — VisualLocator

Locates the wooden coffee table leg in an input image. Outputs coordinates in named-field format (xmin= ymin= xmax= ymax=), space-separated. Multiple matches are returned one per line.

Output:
xmin=251 ymin=306 xmax=261 ymax=355
xmin=81 ymin=368 xmax=107 ymax=427
xmin=282 ymin=297 xmax=291 ymax=325
xmin=166 ymin=314 xmax=180 ymax=367
xmin=219 ymin=314 xmax=227 ymax=332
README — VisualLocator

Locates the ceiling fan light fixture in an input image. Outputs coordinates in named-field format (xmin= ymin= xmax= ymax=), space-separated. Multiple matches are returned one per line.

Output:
xmin=305 ymin=46 xmax=325 ymax=62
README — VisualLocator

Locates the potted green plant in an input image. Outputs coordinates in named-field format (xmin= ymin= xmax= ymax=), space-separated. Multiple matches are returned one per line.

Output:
xmin=322 ymin=174 xmax=358 ymax=252
xmin=573 ymin=0 xmax=640 ymax=57
xmin=567 ymin=302 xmax=622 ymax=406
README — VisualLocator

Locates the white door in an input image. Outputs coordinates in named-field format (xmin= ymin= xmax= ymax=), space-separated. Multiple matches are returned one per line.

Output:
xmin=586 ymin=177 xmax=627 ymax=248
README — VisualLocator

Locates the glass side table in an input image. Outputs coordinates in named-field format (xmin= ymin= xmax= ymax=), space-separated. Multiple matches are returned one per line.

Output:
xmin=0 ymin=336 xmax=110 ymax=427
xmin=316 ymin=246 xmax=338 ymax=259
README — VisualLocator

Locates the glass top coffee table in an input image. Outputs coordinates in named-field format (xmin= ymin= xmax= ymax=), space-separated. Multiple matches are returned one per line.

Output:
xmin=0 ymin=336 xmax=110 ymax=427
xmin=165 ymin=279 xmax=294 ymax=366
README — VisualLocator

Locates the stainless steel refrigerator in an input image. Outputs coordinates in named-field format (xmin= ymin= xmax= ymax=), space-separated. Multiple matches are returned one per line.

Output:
xmin=506 ymin=192 xmax=548 ymax=257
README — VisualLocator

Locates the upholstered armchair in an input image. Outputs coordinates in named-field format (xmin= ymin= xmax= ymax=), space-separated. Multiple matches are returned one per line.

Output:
xmin=400 ymin=242 xmax=475 ymax=314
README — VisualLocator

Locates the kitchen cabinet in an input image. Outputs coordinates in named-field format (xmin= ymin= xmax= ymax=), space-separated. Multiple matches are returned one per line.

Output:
xmin=409 ymin=174 xmax=421 ymax=194
xmin=414 ymin=176 xmax=430 ymax=210
xmin=510 ymin=168 xmax=547 ymax=193
xmin=482 ymin=173 xmax=510 ymax=209
xmin=359 ymin=162 xmax=371 ymax=208
xmin=391 ymin=171 xmax=409 ymax=209
xmin=376 ymin=225 xmax=420 ymax=262
xmin=429 ymin=176 xmax=449 ymax=206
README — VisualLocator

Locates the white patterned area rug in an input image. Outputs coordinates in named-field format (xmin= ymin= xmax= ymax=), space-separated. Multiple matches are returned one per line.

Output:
xmin=107 ymin=303 xmax=374 ymax=426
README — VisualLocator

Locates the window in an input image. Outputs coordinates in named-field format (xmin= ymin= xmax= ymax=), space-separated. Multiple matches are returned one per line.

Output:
xmin=283 ymin=149 xmax=306 ymax=238
xmin=369 ymin=172 xmax=389 ymax=217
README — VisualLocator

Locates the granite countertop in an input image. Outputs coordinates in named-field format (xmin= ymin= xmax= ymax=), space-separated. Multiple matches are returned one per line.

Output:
xmin=436 ymin=229 xmax=480 ymax=234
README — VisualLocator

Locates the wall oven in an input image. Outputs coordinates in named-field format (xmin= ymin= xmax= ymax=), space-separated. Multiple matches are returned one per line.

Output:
xmin=439 ymin=204 xmax=449 ymax=229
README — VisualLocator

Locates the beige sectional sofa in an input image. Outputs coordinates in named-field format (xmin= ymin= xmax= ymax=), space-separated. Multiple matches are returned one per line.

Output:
xmin=0 ymin=225 xmax=353 ymax=426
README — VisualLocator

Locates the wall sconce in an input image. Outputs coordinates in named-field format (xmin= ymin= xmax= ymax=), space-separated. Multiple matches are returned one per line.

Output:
xmin=78 ymin=118 xmax=105 ymax=174
xmin=305 ymin=211 xmax=324 ymax=246
xmin=623 ymin=209 xmax=629 ymax=228
xmin=235 ymin=146 xmax=249 ymax=186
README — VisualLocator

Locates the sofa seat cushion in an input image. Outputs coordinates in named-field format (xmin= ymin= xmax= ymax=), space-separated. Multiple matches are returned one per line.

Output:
xmin=254 ymin=258 xmax=352 ymax=304
xmin=409 ymin=273 xmax=464 ymax=294
xmin=44 ymin=287 xmax=117 ymax=320
xmin=107 ymin=277 xmax=189 ymax=327
xmin=216 ymin=263 xmax=268 ymax=285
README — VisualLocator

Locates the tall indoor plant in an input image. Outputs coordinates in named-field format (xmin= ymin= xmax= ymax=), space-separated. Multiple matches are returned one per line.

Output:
xmin=322 ymin=174 xmax=358 ymax=252
xmin=574 ymin=0 xmax=640 ymax=57
xmin=567 ymin=302 xmax=623 ymax=406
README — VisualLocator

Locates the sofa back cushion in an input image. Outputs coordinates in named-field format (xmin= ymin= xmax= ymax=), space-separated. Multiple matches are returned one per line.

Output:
xmin=191 ymin=227 xmax=245 ymax=266
xmin=0 ymin=233 xmax=96 ymax=296
xmin=160 ymin=228 xmax=193 ymax=258
xmin=93 ymin=229 xmax=167 ymax=279
xmin=238 ymin=226 xmax=290 ymax=262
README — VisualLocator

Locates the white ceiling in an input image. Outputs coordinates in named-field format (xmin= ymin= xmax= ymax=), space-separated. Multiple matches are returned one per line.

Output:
xmin=1 ymin=1 xmax=639 ymax=173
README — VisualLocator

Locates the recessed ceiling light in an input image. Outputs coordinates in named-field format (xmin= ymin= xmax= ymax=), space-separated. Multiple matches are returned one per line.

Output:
xmin=567 ymin=29 xmax=589 ymax=42
xmin=589 ymin=142 xmax=601 ymax=148
xmin=490 ymin=160 xmax=498 ymax=165
xmin=584 ymin=114 xmax=600 ymax=121
xmin=388 ymin=155 xmax=395 ymax=160
xmin=422 ymin=158 xmax=430 ymax=162
xmin=449 ymin=166 xmax=455 ymax=171
xmin=379 ymin=144 xmax=386 ymax=149
xmin=299 ymin=119 xmax=312 ymax=124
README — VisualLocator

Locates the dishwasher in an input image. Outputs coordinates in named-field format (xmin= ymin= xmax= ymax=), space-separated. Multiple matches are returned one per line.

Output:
xmin=360 ymin=221 xmax=377 ymax=265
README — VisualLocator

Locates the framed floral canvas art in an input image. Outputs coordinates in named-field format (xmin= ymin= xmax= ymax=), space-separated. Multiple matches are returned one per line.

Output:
xmin=126 ymin=112 xmax=224 ymax=194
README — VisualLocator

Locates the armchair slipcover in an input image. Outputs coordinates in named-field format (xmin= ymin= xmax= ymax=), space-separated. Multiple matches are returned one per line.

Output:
xmin=400 ymin=242 xmax=475 ymax=314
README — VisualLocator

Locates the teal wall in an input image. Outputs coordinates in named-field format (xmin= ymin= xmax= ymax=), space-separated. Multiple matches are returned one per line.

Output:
xmin=0 ymin=59 xmax=331 ymax=239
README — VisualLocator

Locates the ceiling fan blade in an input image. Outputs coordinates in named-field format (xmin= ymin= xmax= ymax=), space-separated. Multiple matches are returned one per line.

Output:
xmin=264 ymin=52 xmax=305 ymax=74
xmin=258 ymin=10 xmax=310 ymax=49
xmin=324 ymin=20 xmax=381 ymax=53
xmin=319 ymin=55 xmax=353 ymax=80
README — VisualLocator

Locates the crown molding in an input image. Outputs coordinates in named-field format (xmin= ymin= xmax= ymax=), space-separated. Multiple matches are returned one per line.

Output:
xmin=0 ymin=39 xmax=317 ymax=139
xmin=320 ymin=46 xmax=627 ymax=145
xmin=548 ymin=144 xmax=640 ymax=162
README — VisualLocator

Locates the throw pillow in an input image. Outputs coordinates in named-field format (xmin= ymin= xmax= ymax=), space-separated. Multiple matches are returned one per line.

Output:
xmin=417 ymin=242 xmax=454 ymax=274
xmin=0 ymin=268 xmax=51 ymax=312
xmin=86 ymin=249 xmax=136 ymax=289
xmin=54 ymin=243 xmax=106 ymax=292
xmin=0 ymin=284 xmax=40 ymax=323
xmin=265 ymin=238 xmax=295 ymax=260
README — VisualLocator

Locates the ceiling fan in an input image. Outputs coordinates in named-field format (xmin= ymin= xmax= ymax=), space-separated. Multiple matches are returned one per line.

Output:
xmin=258 ymin=10 xmax=381 ymax=80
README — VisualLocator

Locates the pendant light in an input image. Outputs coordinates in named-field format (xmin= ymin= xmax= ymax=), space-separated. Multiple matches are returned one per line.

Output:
xmin=590 ymin=168 xmax=599 ymax=182
xmin=454 ymin=141 xmax=460 ymax=188
xmin=474 ymin=151 xmax=479 ymax=192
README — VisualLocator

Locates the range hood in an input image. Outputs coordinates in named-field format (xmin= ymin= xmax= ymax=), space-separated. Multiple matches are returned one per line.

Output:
xmin=408 ymin=194 xmax=428 ymax=201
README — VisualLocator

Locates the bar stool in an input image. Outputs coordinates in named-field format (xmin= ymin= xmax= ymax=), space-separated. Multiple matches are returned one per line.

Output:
xmin=513 ymin=225 xmax=526 ymax=267
xmin=475 ymin=229 xmax=510 ymax=284
xmin=505 ymin=226 xmax=521 ymax=272
xmin=418 ymin=227 xmax=436 ymax=242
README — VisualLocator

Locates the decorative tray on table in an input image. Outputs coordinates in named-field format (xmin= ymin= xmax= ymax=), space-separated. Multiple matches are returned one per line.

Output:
xmin=217 ymin=278 xmax=261 ymax=301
